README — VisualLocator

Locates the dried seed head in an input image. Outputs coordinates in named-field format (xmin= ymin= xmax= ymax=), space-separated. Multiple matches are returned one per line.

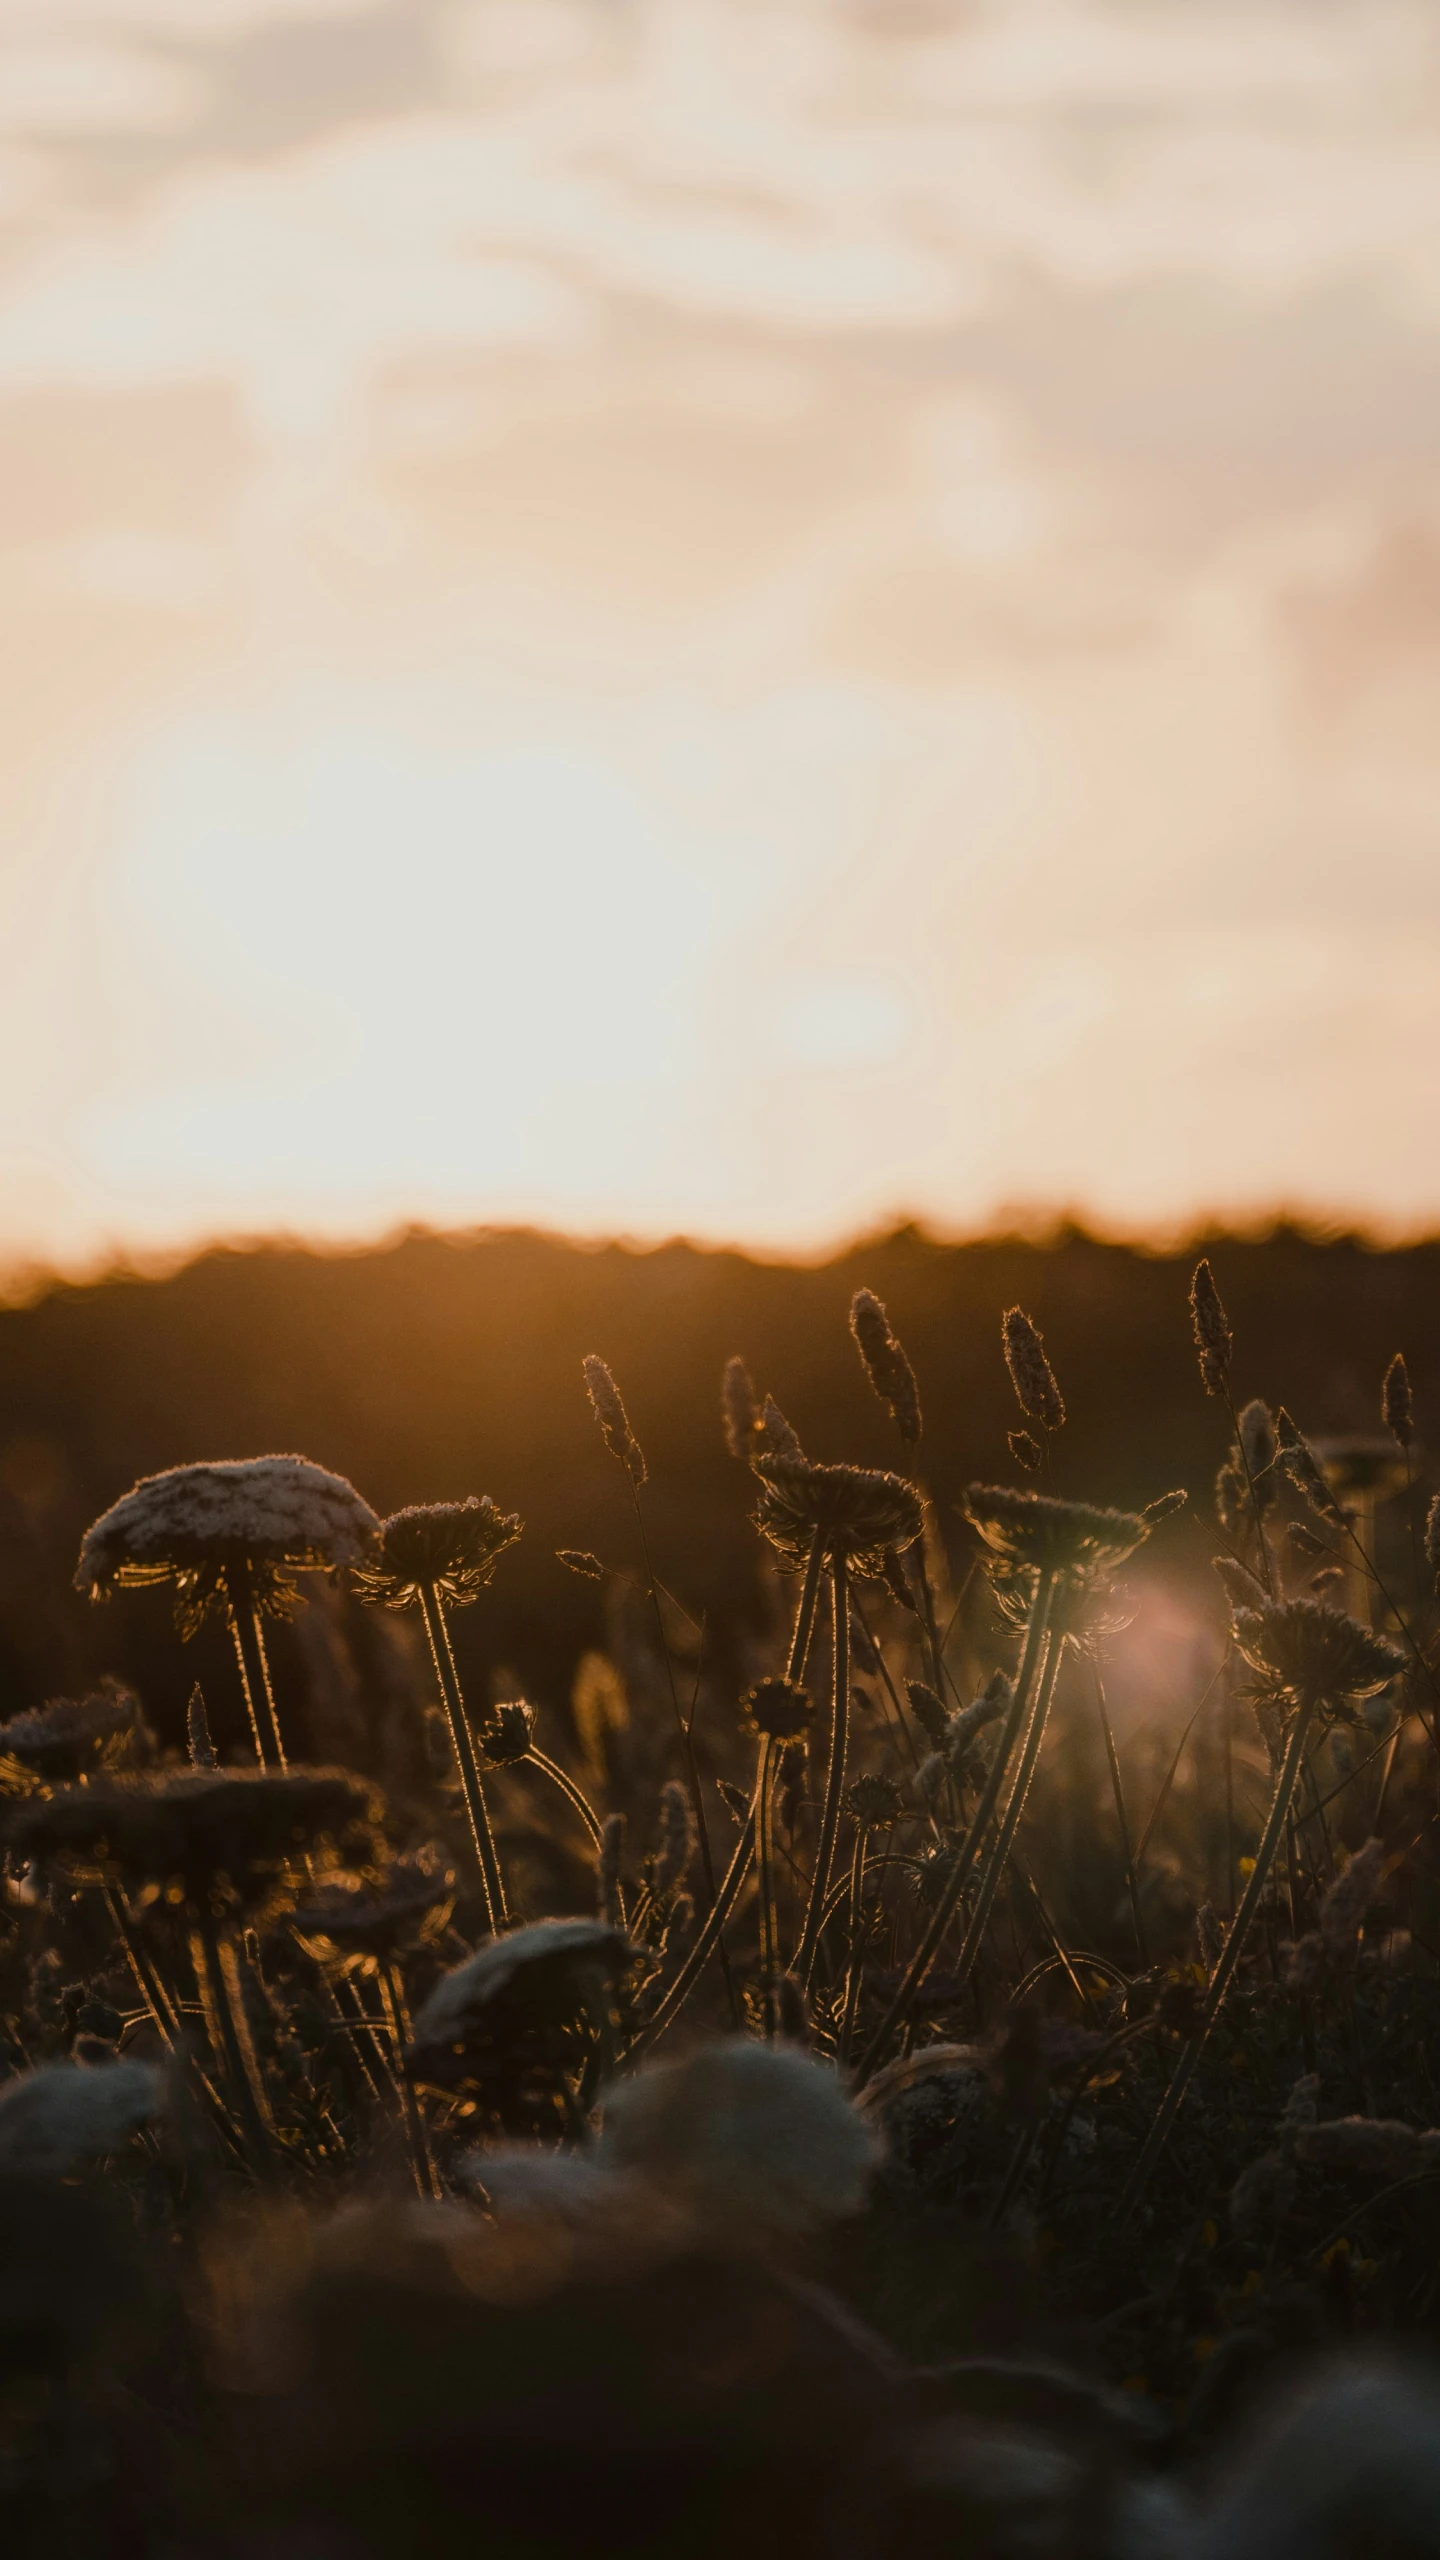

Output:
xmin=845 ymin=1773 xmax=906 ymax=1831
xmin=963 ymin=1485 xmax=1151 ymax=1587
xmin=0 ymin=1681 xmax=143 ymax=1787
xmin=753 ymin=1459 xmax=924 ymax=1576
xmin=1383 ymin=1352 xmax=1414 ymax=1450
xmin=1295 ymin=2116 xmax=1440 ymax=2179
xmin=601 ymin=2039 xmax=881 ymax=2235
xmin=76 ymin=1457 xmax=379 ymax=1639
xmin=1230 ymin=1598 xmax=1404 ymax=1708
xmin=1237 ymin=1398 xmax=1278 ymax=1482
xmin=477 ymin=1700 xmax=536 ymax=1766
xmin=291 ymin=1849 xmax=455 ymax=1967
xmin=742 ymin=1676 xmax=813 ymax=1742
xmin=1143 ymin=1487 xmax=1188 ymax=1525
xmin=721 ymin=1356 xmax=761 ymax=1461
xmin=1215 ymin=1461 xmax=1247 ymax=1536
xmin=1196 ymin=1902 xmax=1226 ymax=1969
xmin=1214 ymin=1554 xmax=1267 ymax=1609
xmin=1310 ymin=1566 xmax=1344 ymax=1595
xmin=716 ymin=1777 xmax=751 ymax=1828
xmin=1319 ymin=1837 xmax=1385 ymax=1952
xmin=582 ymin=1355 xmax=647 ymax=1488
xmin=353 ymin=1498 xmax=523 ymax=1613
xmin=557 ymin=1548 xmax=605 ymax=1581
xmin=4 ymin=1767 xmax=381 ymax=1921
xmin=905 ymin=1679 xmax=948 ymax=1748
xmin=1007 ymin=1429 xmax=1043 ymax=1473
xmin=1189 ymin=1260 xmax=1233 ymax=1398
xmin=409 ymin=1919 xmax=631 ymax=2062
xmin=849 ymin=1290 xmax=923 ymax=1448
xmin=1287 ymin=1521 xmax=1332 ymax=1558
xmin=946 ymin=1673 xmax=1011 ymax=1764
xmin=756 ymin=1397 xmax=805 ymax=1463
xmin=1001 ymin=1308 xmax=1066 ymax=1432
xmin=652 ymin=1779 xmax=695 ymax=1897
xmin=186 ymin=1684 xmax=218 ymax=1772
xmin=597 ymin=1813 xmax=626 ymax=1927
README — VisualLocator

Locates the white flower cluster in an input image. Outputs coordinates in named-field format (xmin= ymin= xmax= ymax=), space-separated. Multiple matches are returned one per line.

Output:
xmin=0 ymin=2058 xmax=165 ymax=2172
xmin=77 ymin=1455 xmax=379 ymax=1591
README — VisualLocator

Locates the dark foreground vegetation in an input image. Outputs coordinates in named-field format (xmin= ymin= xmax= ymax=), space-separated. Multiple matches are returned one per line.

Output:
xmin=1 ymin=1224 xmax=1440 ymax=2555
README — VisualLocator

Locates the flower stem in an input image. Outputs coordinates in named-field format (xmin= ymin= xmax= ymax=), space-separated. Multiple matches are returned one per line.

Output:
xmin=377 ymin=1958 xmax=439 ymax=2200
xmin=417 ymin=1582 xmax=507 ymax=1934
xmin=838 ymin=1822 xmax=870 ymax=2067
xmin=1115 ymin=1689 xmax=1321 ymax=2217
xmin=755 ymin=1737 xmax=779 ymax=2034
xmin=795 ymin=1559 xmax=851 ymax=1993
xmin=524 ymin=1747 xmax=606 ymax=1849
xmin=190 ymin=1912 xmax=278 ymax=2185
xmin=225 ymin=1563 xmax=287 ymax=1768
xmin=853 ymin=1570 xmax=1056 ymax=2087
xmin=1093 ymin=1661 xmax=1147 ymax=1966
xmin=948 ymin=1617 xmax=1067 ymax=1998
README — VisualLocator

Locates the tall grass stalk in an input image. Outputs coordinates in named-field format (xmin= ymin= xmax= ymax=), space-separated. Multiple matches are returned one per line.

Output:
xmin=189 ymin=1913 xmax=279 ymax=2185
xmin=416 ymin=1582 xmax=507 ymax=1933
xmin=796 ymin=1560 xmax=851 ymax=1991
xmin=1115 ymin=1687 xmax=1322 ymax=2215
xmin=855 ymin=1569 xmax=1057 ymax=2085
xmin=947 ymin=1622 xmax=1066 ymax=1998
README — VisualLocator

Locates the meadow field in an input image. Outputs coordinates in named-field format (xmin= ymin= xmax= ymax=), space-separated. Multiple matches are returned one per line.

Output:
xmin=0 ymin=1223 xmax=1438 ymax=2555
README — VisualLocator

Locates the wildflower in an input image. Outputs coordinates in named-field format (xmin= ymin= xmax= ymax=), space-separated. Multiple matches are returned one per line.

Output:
xmin=3 ymin=1767 xmax=381 ymax=1921
xmin=75 ymin=1455 xmax=378 ymax=1634
xmin=556 ymin=1548 xmax=604 ymax=1581
xmin=291 ymin=1851 xmax=455 ymax=1970
xmin=1189 ymin=1260 xmax=1232 ymax=1398
xmin=845 ymin=1773 xmax=905 ymax=1830
xmin=1319 ymin=1838 xmax=1386 ymax=1952
xmin=963 ymin=1485 xmax=1151 ymax=1588
xmin=753 ymin=1458 xmax=924 ymax=1576
xmin=721 ymin=1355 xmax=761 ymax=1461
xmin=741 ymin=1676 xmax=813 ymax=1741
xmin=1295 ymin=2116 xmax=1440 ymax=2179
xmin=408 ymin=1919 xmax=631 ymax=2064
xmin=582 ymin=1355 xmax=646 ymax=1487
xmin=601 ymin=2040 xmax=881 ymax=2236
xmin=1002 ymin=1307 xmax=1066 ymax=1432
xmin=1383 ymin=1352 xmax=1414 ymax=1449
xmin=651 ymin=1779 xmax=695 ymax=1896
xmin=0 ymin=2057 xmax=165 ymax=2173
xmin=352 ymin=1499 xmax=522 ymax=1612
xmin=0 ymin=1679 xmax=144 ymax=1788
xmin=1230 ymin=1599 xmax=1403 ymax=1712
xmin=849 ymin=1290 xmax=923 ymax=1447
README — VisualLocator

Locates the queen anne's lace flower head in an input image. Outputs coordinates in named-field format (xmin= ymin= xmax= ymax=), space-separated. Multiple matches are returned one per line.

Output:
xmin=290 ymin=1850 xmax=455 ymax=1971
xmin=753 ymin=1458 xmax=923 ymax=1576
xmin=3 ymin=1767 xmax=381 ymax=1921
xmin=963 ymin=1485 xmax=1152 ymax=1590
xmin=1230 ymin=1597 xmax=1404 ymax=1714
xmin=0 ymin=1680 xmax=146 ymax=1788
xmin=0 ymin=2057 xmax=165 ymax=2174
xmin=75 ymin=1456 xmax=379 ymax=1636
xmin=408 ymin=1918 xmax=631 ymax=2064
xmin=601 ymin=2040 xmax=882 ymax=2237
xmin=351 ymin=1498 xmax=523 ymax=1612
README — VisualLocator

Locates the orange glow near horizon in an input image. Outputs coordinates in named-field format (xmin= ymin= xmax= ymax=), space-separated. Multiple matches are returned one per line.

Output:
xmin=3 ymin=0 xmax=1440 ymax=1279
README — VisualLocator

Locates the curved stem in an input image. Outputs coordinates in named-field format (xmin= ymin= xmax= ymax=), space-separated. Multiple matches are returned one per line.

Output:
xmin=854 ymin=1570 xmax=1056 ymax=2087
xmin=788 ymin=1531 xmax=826 ymax=1682
xmin=755 ymin=1737 xmax=779 ymax=2034
xmin=796 ymin=1560 xmax=850 ymax=1993
xmin=418 ymin=1583 xmax=506 ymax=1934
xmin=948 ymin=1621 xmax=1066 ymax=1997
xmin=637 ymin=1802 xmax=756 ymax=2049
xmin=378 ymin=1958 xmax=439 ymax=2200
xmin=225 ymin=1563 xmax=282 ymax=1768
xmin=524 ymin=1747 xmax=605 ymax=1850
xmin=105 ymin=1886 xmax=242 ymax=2144
xmin=838 ymin=1822 xmax=870 ymax=2067
xmin=1115 ymin=1689 xmax=1321 ymax=2217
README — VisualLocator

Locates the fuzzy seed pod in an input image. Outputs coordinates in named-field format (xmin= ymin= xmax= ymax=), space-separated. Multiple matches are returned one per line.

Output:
xmin=1319 ymin=1838 xmax=1385 ymax=1952
xmin=652 ymin=1779 xmax=695 ymax=1898
xmin=582 ymin=1356 xmax=647 ymax=1487
xmin=849 ymin=1290 xmax=923 ymax=1448
xmin=1189 ymin=1260 xmax=1232 ymax=1398
xmin=721 ymin=1356 xmax=761 ymax=1461
xmin=1238 ymin=1398 xmax=1278 ymax=1481
xmin=905 ymin=1679 xmax=948 ymax=1749
xmin=757 ymin=1398 xmax=805 ymax=1464
xmin=1383 ymin=1352 xmax=1414 ymax=1450
xmin=1142 ymin=1487 xmax=1188 ymax=1525
xmin=1001 ymin=1307 xmax=1066 ymax=1432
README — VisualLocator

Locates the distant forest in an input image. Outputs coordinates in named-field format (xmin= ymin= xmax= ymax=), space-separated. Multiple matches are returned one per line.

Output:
xmin=0 ymin=1221 xmax=1434 ymax=1757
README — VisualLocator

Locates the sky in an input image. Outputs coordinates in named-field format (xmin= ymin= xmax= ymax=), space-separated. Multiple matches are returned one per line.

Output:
xmin=3 ymin=0 xmax=1440 ymax=1278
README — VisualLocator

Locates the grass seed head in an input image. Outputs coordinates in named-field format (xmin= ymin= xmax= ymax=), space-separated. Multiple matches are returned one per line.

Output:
xmin=1002 ymin=1307 xmax=1066 ymax=1432
xmin=1189 ymin=1259 xmax=1233 ymax=1397
xmin=721 ymin=1356 xmax=761 ymax=1461
xmin=582 ymin=1355 xmax=646 ymax=1487
xmin=1383 ymin=1351 xmax=1414 ymax=1449
xmin=849 ymin=1289 xmax=923 ymax=1447
xmin=652 ymin=1779 xmax=695 ymax=1896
